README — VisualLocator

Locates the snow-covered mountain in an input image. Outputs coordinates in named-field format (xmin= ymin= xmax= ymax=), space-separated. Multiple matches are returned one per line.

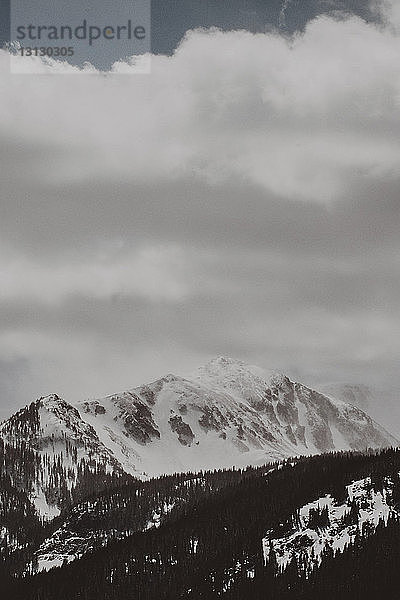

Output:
xmin=77 ymin=357 xmax=397 ymax=477
xmin=319 ymin=382 xmax=400 ymax=435
xmin=0 ymin=394 xmax=128 ymax=521
xmin=0 ymin=357 xmax=397 ymax=523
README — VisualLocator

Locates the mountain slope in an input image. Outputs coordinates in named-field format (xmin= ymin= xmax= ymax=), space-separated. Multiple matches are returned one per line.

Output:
xmin=0 ymin=395 xmax=130 ymax=520
xmin=77 ymin=357 xmax=397 ymax=477
xmin=0 ymin=357 xmax=396 ymax=526
xmin=6 ymin=448 xmax=400 ymax=600
xmin=0 ymin=358 xmax=398 ymax=597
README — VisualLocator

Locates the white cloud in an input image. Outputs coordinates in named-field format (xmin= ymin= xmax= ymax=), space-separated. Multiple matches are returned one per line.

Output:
xmin=1 ymin=12 xmax=400 ymax=202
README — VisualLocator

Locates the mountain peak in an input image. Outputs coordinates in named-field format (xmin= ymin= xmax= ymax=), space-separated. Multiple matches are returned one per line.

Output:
xmin=38 ymin=394 xmax=65 ymax=407
xmin=196 ymin=355 xmax=288 ymax=389
xmin=208 ymin=356 xmax=243 ymax=367
xmin=35 ymin=394 xmax=86 ymax=424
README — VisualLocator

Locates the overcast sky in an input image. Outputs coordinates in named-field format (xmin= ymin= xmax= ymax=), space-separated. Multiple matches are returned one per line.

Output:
xmin=1 ymin=1 xmax=400 ymax=432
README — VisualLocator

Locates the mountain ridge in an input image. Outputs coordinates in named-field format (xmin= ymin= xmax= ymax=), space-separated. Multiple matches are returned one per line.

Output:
xmin=0 ymin=357 xmax=397 ymax=520
xmin=75 ymin=356 xmax=398 ymax=479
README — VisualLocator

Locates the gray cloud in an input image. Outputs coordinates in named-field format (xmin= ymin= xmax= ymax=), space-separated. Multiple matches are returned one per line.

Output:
xmin=1 ymin=9 xmax=400 ymax=433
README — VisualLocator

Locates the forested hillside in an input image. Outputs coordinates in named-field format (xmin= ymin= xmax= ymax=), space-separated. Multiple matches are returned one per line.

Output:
xmin=2 ymin=448 xmax=400 ymax=599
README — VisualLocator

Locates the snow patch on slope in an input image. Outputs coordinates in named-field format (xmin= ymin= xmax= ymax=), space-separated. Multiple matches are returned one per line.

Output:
xmin=262 ymin=477 xmax=394 ymax=571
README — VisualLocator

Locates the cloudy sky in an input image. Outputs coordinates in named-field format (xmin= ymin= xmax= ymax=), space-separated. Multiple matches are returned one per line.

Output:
xmin=1 ymin=1 xmax=400 ymax=431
